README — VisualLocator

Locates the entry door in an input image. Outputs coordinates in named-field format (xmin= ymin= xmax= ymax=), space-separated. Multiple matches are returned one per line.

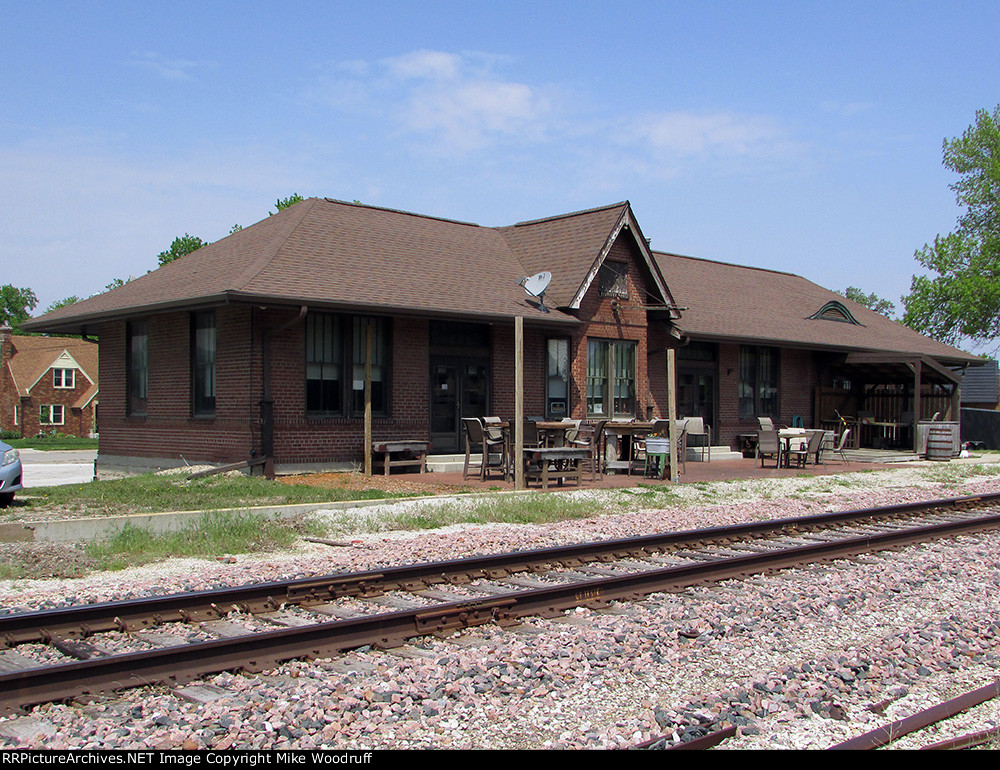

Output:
xmin=430 ymin=358 xmax=490 ymax=453
xmin=678 ymin=365 xmax=716 ymax=430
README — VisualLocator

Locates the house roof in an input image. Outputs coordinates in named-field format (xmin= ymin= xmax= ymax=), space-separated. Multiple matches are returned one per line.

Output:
xmin=26 ymin=199 xmax=668 ymax=335
xmin=654 ymin=251 xmax=980 ymax=366
xmin=5 ymin=335 xmax=99 ymax=406
xmin=497 ymin=202 xmax=677 ymax=314
xmin=961 ymin=359 xmax=999 ymax=402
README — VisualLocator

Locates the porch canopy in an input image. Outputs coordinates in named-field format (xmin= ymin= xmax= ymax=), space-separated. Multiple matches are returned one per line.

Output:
xmin=828 ymin=351 xmax=962 ymax=451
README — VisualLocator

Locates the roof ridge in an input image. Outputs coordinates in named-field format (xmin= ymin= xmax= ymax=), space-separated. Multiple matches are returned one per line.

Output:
xmin=509 ymin=201 xmax=629 ymax=228
xmin=320 ymin=197 xmax=482 ymax=228
xmin=653 ymin=249 xmax=800 ymax=279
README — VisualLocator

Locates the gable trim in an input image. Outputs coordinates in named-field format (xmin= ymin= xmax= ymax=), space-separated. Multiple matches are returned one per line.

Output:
xmin=568 ymin=205 xmax=681 ymax=319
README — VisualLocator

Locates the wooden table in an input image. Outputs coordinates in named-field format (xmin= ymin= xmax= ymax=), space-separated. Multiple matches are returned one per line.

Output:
xmin=371 ymin=441 xmax=430 ymax=476
xmin=603 ymin=421 xmax=654 ymax=474
xmin=523 ymin=447 xmax=591 ymax=489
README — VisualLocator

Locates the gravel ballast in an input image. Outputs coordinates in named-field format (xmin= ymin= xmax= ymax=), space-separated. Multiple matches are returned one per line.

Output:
xmin=1 ymin=462 xmax=999 ymax=750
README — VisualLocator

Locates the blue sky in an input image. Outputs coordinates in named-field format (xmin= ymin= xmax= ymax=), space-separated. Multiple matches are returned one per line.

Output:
xmin=3 ymin=1 xmax=998 ymax=326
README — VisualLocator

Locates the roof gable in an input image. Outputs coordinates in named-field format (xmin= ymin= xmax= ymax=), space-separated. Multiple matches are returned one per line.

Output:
xmin=5 ymin=336 xmax=98 ymax=397
xmin=498 ymin=202 xmax=679 ymax=316
xmin=653 ymin=251 xmax=979 ymax=366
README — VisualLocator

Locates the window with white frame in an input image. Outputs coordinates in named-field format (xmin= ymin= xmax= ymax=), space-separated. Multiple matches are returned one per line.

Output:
xmin=53 ymin=368 xmax=75 ymax=388
xmin=40 ymin=404 xmax=64 ymax=425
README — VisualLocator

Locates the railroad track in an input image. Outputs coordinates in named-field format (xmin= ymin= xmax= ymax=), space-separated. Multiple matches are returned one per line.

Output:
xmin=2 ymin=491 xmax=1000 ymax=716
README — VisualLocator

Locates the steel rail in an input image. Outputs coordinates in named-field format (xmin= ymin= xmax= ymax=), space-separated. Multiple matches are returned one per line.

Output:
xmin=829 ymin=679 xmax=1000 ymax=750
xmin=2 ymin=491 xmax=996 ymax=646
xmin=3 ymin=507 xmax=999 ymax=715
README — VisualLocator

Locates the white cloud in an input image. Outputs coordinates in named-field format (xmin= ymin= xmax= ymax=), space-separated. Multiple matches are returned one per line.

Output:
xmin=306 ymin=50 xmax=554 ymax=154
xmin=630 ymin=111 xmax=788 ymax=156
xmin=128 ymin=52 xmax=209 ymax=81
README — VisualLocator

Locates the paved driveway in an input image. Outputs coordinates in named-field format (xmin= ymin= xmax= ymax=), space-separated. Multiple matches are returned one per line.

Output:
xmin=18 ymin=449 xmax=97 ymax=488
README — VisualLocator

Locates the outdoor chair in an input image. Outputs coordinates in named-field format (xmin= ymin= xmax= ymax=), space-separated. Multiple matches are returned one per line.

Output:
xmin=787 ymin=430 xmax=824 ymax=467
xmin=757 ymin=430 xmax=781 ymax=468
xmin=831 ymin=429 xmax=852 ymax=464
xmin=684 ymin=417 xmax=711 ymax=462
xmin=462 ymin=417 xmax=505 ymax=481
xmin=568 ymin=419 xmax=606 ymax=479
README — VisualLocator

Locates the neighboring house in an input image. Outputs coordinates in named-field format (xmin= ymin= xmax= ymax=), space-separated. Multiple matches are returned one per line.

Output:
xmin=0 ymin=326 xmax=99 ymax=438
xmin=21 ymin=198 xmax=980 ymax=472
xmin=959 ymin=359 xmax=999 ymax=410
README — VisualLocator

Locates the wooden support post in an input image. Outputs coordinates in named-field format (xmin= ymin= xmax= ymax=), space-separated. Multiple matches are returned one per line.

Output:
xmin=515 ymin=316 xmax=525 ymax=490
xmin=364 ymin=320 xmax=373 ymax=476
xmin=912 ymin=359 xmax=922 ymax=453
xmin=666 ymin=347 xmax=679 ymax=482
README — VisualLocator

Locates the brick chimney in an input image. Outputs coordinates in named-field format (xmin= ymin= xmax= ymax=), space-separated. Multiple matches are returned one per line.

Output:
xmin=0 ymin=324 xmax=12 ymax=369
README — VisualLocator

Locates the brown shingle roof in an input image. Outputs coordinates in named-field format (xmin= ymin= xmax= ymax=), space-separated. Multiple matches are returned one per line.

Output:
xmin=654 ymin=251 xmax=979 ymax=365
xmin=5 ymin=335 xmax=98 ymax=402
xmin=28 ymin=199 xmax=651 ymax=333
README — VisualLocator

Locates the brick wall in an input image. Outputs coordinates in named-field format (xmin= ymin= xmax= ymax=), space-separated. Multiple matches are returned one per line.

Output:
xmin=714 ymin=343 xmax=820 ymax=447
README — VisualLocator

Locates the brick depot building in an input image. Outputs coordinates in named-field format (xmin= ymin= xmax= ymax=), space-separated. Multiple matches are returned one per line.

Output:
xmin=23 ymin=198 xmax=980 ymax=473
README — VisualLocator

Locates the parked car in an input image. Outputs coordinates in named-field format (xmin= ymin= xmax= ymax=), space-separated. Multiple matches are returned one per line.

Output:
xmin=0 ymin=440 xmax=22 ymax=506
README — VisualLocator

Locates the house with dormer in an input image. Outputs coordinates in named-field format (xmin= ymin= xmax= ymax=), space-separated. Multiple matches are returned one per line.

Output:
xmin=21 ymin=198 xmax=979 ymax=472
xmin=0 ymin=327 xmax=99 ymax=438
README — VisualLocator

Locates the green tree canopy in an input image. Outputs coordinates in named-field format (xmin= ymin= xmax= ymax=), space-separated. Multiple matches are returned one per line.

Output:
xmin=0 ymin=284 xmax=38 ymax=333
xmin=840 ymin=286 xmax=896 ymax=318
xmin=270 ymin=193 xmax=304 ymax=215
xmin=157 ymin=233 xmax=207 ymax=266
xmin=902 ymin=106 xmax=1000 ymax=349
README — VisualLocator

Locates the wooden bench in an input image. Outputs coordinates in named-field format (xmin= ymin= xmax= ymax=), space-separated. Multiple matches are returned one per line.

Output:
xmin=371 ymin=441 xmax=430 ymax=476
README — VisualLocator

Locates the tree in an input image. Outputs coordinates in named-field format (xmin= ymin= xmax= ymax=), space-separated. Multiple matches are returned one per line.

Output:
xmin=157 ymin=233 xmax=207 ymax=266
xmin=902 ymin=106 xmax=1000 ymax=349
xmin=839 ymin=287 xmax=896 ymax=318
xmin=269 ymin=193 xmax=304 ymax=215
xmin=45 ymin=296 xmax=81 ymax=314
xmin=0 ymin=285 xmax=38 ymax=333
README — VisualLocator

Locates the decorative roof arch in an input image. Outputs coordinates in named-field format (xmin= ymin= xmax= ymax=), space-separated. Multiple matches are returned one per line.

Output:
xmin=807 ymin=300 xmax=863 ymax=326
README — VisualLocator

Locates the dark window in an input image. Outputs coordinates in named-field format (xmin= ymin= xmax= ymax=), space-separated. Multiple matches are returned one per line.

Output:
xmin=306 ymin=313 xmax=390 ymax=416
xmin=351 ymin=317 xmax=389 ymax=416
xmin=192 ymin=312 xmax=216 ymax=417
xmin=306 ymin=314 xmax=342 ymax=414
xmin=739 ymin=346 xmax=779 ymax=418
xmin=598 ymin=260 xmax=629 ymax=299
xmin=587 ymin=338 xmax=637 ymax=418
xmin=546 ymin=337 xmax=570 ymax=418
xmin=127 ymin=321 xmax=148 ymax=416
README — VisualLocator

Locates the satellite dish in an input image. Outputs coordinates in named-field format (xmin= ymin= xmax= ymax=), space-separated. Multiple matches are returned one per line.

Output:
xmin=519 ymin=271 xmax=552 ymax=312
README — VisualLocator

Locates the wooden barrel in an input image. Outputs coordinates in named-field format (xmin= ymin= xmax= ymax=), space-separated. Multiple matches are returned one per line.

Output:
xmin=927 ymin=424 xmax=953 ymax=462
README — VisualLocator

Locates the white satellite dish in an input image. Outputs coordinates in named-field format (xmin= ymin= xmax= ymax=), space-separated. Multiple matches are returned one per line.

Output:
xmin=519 ymin=271 xmax=552 ymax=312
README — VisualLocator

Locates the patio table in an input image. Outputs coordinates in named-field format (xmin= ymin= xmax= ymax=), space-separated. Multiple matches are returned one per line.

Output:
xmin=523 ymin=446 xmax=591 ymax=489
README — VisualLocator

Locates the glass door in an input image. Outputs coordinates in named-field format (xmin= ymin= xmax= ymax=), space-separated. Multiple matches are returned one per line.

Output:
xmin=430 ymin=357 xmax=490 ymax=453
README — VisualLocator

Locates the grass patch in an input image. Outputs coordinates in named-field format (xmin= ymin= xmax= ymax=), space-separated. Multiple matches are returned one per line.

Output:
xmin=10 ymin=472 xmax=414 ymax=518
xmin=315 ymin=492 xmax=608 ymax=536
xmin=82 ymin=511 xmax=323 ymax=571
xmin=3 ymin=435 xmax=98 ymax=451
